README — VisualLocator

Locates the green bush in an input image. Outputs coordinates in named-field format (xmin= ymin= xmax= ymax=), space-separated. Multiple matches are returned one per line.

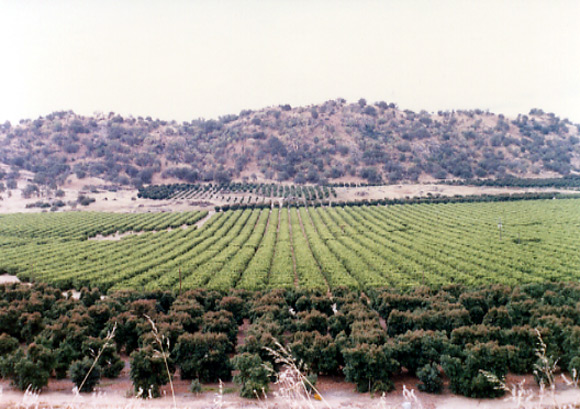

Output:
xmin=201 ymin=310 xmax=238 ymax=350
xmin=395 ymin=330 xmax=449 ymax=375
xmin=289 ymin=331 xmax=341 ymax=375
xmin=482 ymin=306 xmax=513 ymax=328
xmin=342 ymin=342 xmax=399 ymax=393
xmin=189 ymin=378 xmax=202 ymax=394
xmin=304 ymin=373 xmax=318 ymax=394
xmin=13 ymin=356 xmax=51 ymax=390
xmin=0 ymin=347 xmax=52 ymax=391
xmin=568 ymin=356 xmax=580 ymax=376
xmin=81 ymin=337 xmax=124 ymax=378
xmin=232 ymin=353 xmax=272 ymax=398
xmin=54 ymin=342 xmax=81 ymax=379
xmin=296 ymin=311 xmax=328 ymax=333
xmin=417 ymin=363 xmax=443 ymax=393
xmin=503 ymin=326 xmax=539 ymax=374
xmin=218 ymin=296 xmax=247 ymax=325
xmin=174 ymin=332 xmax=232 ymax=382
xmin=70 ymin=357 xmax=101 ymax=392
xmin=442 ymin=341 xmax=511 ymax=398
xmin=0 ymin=333 xmax=19 ymax=355
xmin=129 ymin=345 xmax=173 ymax=398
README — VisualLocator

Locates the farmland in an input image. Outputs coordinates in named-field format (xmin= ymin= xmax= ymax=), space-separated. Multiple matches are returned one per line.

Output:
xmin=0 ymin=198 xmax=579 ymax=293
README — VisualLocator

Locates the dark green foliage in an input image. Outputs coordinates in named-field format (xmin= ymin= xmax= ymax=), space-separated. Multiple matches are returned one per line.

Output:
xmin=417 ymin=363 xmax=443 ymax=393
xmin=238 ymin=317 xmax=284 ymax=369
xmin=0 ymin=344 xmax=54 ymax=391
xmin=328 ymin=312 xmax=349 ymax=338
xmin=289 ymin=331 xmax=341 ymax=375
xmin=113 ymin=312 xmax=142 ymax=355
xmin=296 ymin=310 xmax=328 ymax=334
xmin=218 ymin=296 xmax=247 ymax=325
xmin=483 ymin=306 xmax=513 ymax=328
xmin=7 ymin=281 xmax=580 ymax=399
xmin=168 ymin=298 xmax=204 ymax=333
xmin=459 ymin=293 xmax=488 ymax=324
xmin=387 ymin=306 xmax=470 ymax=336
xmin=232 ymin=353 xmax=272 ymax=398
xmin=395 ymin=330 xmax=449 ymax=375
xmin=190 ymin=379 xmax=202 ymax=394
xmin=87 ymin=303 xmax=114 ymax=337
xmin=449 ymin=325 xmax=504 ymax=348
xmin=563 ymin=326 xmax=580 ymax=369
xmin=568 ymin=356 xmax=580 ymax=376
xmin=80 ymin=287 xmax=102 ymax=308
xmin=503 ymin=326 xmax=539 ymax=374
xmin=0 ymin=333 xmax=19 ymax=355
xmin=25 ymin=343 xmax=55 ymax=375
xmin=174 ymin=332 xmax=232 ymax=382
xmin=81 ymin=337 xmax=124 ymax=378
xmin=442 ymin=342 xmax=512 ymax=398
xmin=342 ymin=342 xmax=400 ymax=393
xmin=201 ymin=310 xmax=238 ymax=351
xmin=19 ymin=312 xmax=44 ymax=341
xmin=69 ymin=357 xmax=101 ymax=393
xmin=54 ymin=342 xmax=81 ymax=379
xmin=348 ymin=320 xmax=387 ymax=345
xmin=12 ymin=356 xmax=51 ymax=390
xmin=129 ymin=345 xmax=173 ymax=398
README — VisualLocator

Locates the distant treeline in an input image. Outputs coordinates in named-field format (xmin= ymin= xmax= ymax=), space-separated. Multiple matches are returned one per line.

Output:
xmin=215 ymin=192 xmax=580 ymax=212
xmin=444 ymin=175 xmax=580 ymax=188
xmin=138 ymin=182 xmax=336 ymax=201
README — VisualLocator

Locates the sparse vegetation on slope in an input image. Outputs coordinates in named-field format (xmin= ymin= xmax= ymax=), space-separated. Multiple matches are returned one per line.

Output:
xmin=0 ymin=102 xmax=578 ymax=193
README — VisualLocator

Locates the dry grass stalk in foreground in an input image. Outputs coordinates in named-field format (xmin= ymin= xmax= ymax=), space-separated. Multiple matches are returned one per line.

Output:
xmin=72 ymin=323 xmax=117 ymax=399
xmin=262 ymin=341 xmax=332 ymax=409
xmin=261 ymin=341 xmax=423 ymax=409
xmin=145 ymin=315 xmax=177 ymax=409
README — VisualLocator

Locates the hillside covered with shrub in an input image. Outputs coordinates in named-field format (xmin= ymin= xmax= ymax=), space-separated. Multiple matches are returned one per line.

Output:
xmin=0 ymin=100 xmax=579 ymax=191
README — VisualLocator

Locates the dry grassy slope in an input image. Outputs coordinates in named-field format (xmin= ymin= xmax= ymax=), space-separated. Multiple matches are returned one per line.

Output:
xmin=0 ymin=100 xmax=578 ymax=189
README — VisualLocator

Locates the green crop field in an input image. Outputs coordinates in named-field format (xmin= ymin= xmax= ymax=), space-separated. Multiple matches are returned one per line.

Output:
xmin=1 ymin=199 xmax=579 ymax=292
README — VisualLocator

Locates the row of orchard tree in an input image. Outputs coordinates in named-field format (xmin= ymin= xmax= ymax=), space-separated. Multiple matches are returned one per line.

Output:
xmin=2 ymin=282 xmax=580 ymax=398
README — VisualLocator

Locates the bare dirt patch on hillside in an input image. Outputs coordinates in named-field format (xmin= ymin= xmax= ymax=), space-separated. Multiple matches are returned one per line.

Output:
xmin=338 ymin=184 xmax=575 ymax=202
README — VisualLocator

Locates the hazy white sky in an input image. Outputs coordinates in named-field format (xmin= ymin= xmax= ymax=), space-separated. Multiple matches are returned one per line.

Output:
xmin=1 ymin=0 xmax=579 ymax=123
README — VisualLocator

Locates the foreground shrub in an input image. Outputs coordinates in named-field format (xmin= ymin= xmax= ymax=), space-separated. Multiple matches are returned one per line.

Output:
xmin=201 ymin=310 xmax=238 ymax=350
xmin=129 ymin=345 xmax=173 ymax=398
xmin=442 ymin=341 xmax=511 ymax=398
xmin=417 ymin=362 xmax=443 ymax=393
xmin=342 ymin=342 xmax=399 ymax=393
xmin=395 ymin=330 xmax=449 ymax=375
xmin=54 ymin=342 xmax=81 ymax=379
xmin=232 ymin=352 xmax=272 ymax=398
xmin=13 ymin=356 xmax=51 ymax=390
xmin=174 ymin=332 xmax=232 ymax=382
xmin=288 ymin=331 xmax=341 ymax=375
xmin=189 ymin=378 xmax=202 ymax=394
xmin=0 ymin=346 xmax=53 ymax=391
xmin=81 ymin=336 xmax=124 ymax=378
xmin=69 ymin=357 xmax=101 ymax=393
xmin=0 ymin=333 xmax=19 ymax=355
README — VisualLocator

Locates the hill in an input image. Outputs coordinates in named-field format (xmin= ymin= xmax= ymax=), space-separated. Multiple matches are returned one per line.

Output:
xmin=0 ymin=100 xmax=579 ymax=193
